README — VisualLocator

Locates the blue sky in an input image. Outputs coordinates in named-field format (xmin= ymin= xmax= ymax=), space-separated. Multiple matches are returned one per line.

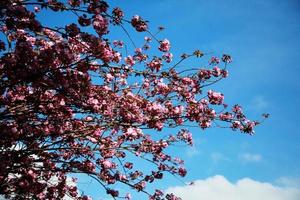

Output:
xmin=6 ymin=0 xmax=300 ymax=199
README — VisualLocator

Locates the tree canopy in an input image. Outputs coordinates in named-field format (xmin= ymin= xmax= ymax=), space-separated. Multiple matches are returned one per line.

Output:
xmin=0 ymin=0 xmax=266 ymax=199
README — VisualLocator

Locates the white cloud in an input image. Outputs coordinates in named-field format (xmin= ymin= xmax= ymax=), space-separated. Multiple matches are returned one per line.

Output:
xmin=239 ymin=153 xmax=262 ymax=162
xmin=165 ymin=175 xmax=300 ymax=200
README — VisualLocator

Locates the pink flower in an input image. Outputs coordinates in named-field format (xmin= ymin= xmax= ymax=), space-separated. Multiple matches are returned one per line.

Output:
xmin=105 ymin=73 xmax=114 ymax=82
xmin=159 ymin=39 xmax=171 ymax=52
xmin=101 ymin=46 xmax=113 ymax=62
xmin=125 ymin=127 xmax=142 ymax=140
xmin=125 ymin=193 xmax=132 ymax=200
xmin=219 ymin=112 xmax=233 ymax=121
xmin=68 ymin=0 xmax=81 ymax=7
xmin=144 ymin=36 xmax=151 ymax=42
xmin=135 ymin=48 xmax=142 ymax=53
xmin=59 ymin=99 xmax=65 ymax=106
xmin=162 ymin=52 xmax=173 ymax=63
xmin=221 ymin=69 xmax=229 ymax=78
xmin=209 ymin=56 xmax=220 ymax=64
xmin=125 ymin=56 xmax=135 ymax=66
xmin=147 ymin=58 xmax=162 ymax=71
xmin=131 ymin=15 xmax=148 ymax=32
xmin=93 ymin=128 xmax=102 ymax=137
xmin=85 ymin=116 xmax=93 ymax=121
xmin=124 ymin=162 xmax=133 ymax=169
xmin=207 ymin=90 xmax=224 ymax=105
xmin=198 ymin=69 xmax=212 ymax=80
xmin=112 ymin=52 xmax=121 ymax=63
xmin=177 ymin=129 xmax=193 ymax=145
xmin=212 ymin=66 xmax=221 ymax=77
xmin=126 ymin=127 xmax=137 ymax=137
xmin=200 ymin=120 xmax=211 ymax=129
xmin=102 ymin=160 xmax=113 ymax=169
xmin=27 ymin=170 xmax=36 ymax=179
xmin=178 ymin=167 xmax=187 ymax=177
xmin=107 ymin=189 xmax=119 ymax=197
xmin=113 ymin=40 xmax=124 ymax=48
xmin=166 ymin=193 xmax=181 ymax=200
xmin=82 ymin=195 xmax=92 ymax=200
xmin=117 ymin=173 xmax=128 ymax=181
xmin=232 ymin=121 xmax=241 ymax=129
xmin=112 ymin=7 xmax=124 ymax=24
xmin=85 ymin=161 xmax=96 ymax=172
xmin=134 ymin=181 xmax=146 ymax=191
xmin=87 ymin=136 xmax=97 ymax=143
xmin=173 ymin=106 xmax=184 ymax=115
xmin=243 ymin=121 xmax=256 ymax=134
xmin=232 ymin=105 xmax=242 ymax=113
xmin=93 ymin=15 xmax=108 ymax=36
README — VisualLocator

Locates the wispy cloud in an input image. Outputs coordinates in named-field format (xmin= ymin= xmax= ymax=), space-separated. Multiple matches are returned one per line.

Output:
xmin=165 ymin=175 xmax=300 ymax=200
xmin=211 ymin=152 xmax=230 ymax=163
xmin=239 ymin=153 xmax=262 ymax=163
xmin=250 ymin=96 xmax=268 ymax=111
xmin=186 ymin=146 xmax=200 ymax=157
xmin=186 ymin=138 xmax=204 ymax=158
xmin=276 ymin=177 xmax=300 ymax=188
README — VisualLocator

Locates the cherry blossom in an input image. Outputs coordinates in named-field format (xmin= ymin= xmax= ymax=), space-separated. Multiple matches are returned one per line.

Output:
xmin=159 ymin=39 xmax=171 ymax=52
xmin=208 ymin=90 xmax=224 ymax=105
xmin=131 ymin=15 xmax=148 ymax=32
xmin=0 ymin=0 xmax=265 ymax=199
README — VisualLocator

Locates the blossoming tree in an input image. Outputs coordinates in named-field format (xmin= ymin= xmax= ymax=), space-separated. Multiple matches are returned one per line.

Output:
xmin=0 ymin=0 xmax=266 ymax=199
